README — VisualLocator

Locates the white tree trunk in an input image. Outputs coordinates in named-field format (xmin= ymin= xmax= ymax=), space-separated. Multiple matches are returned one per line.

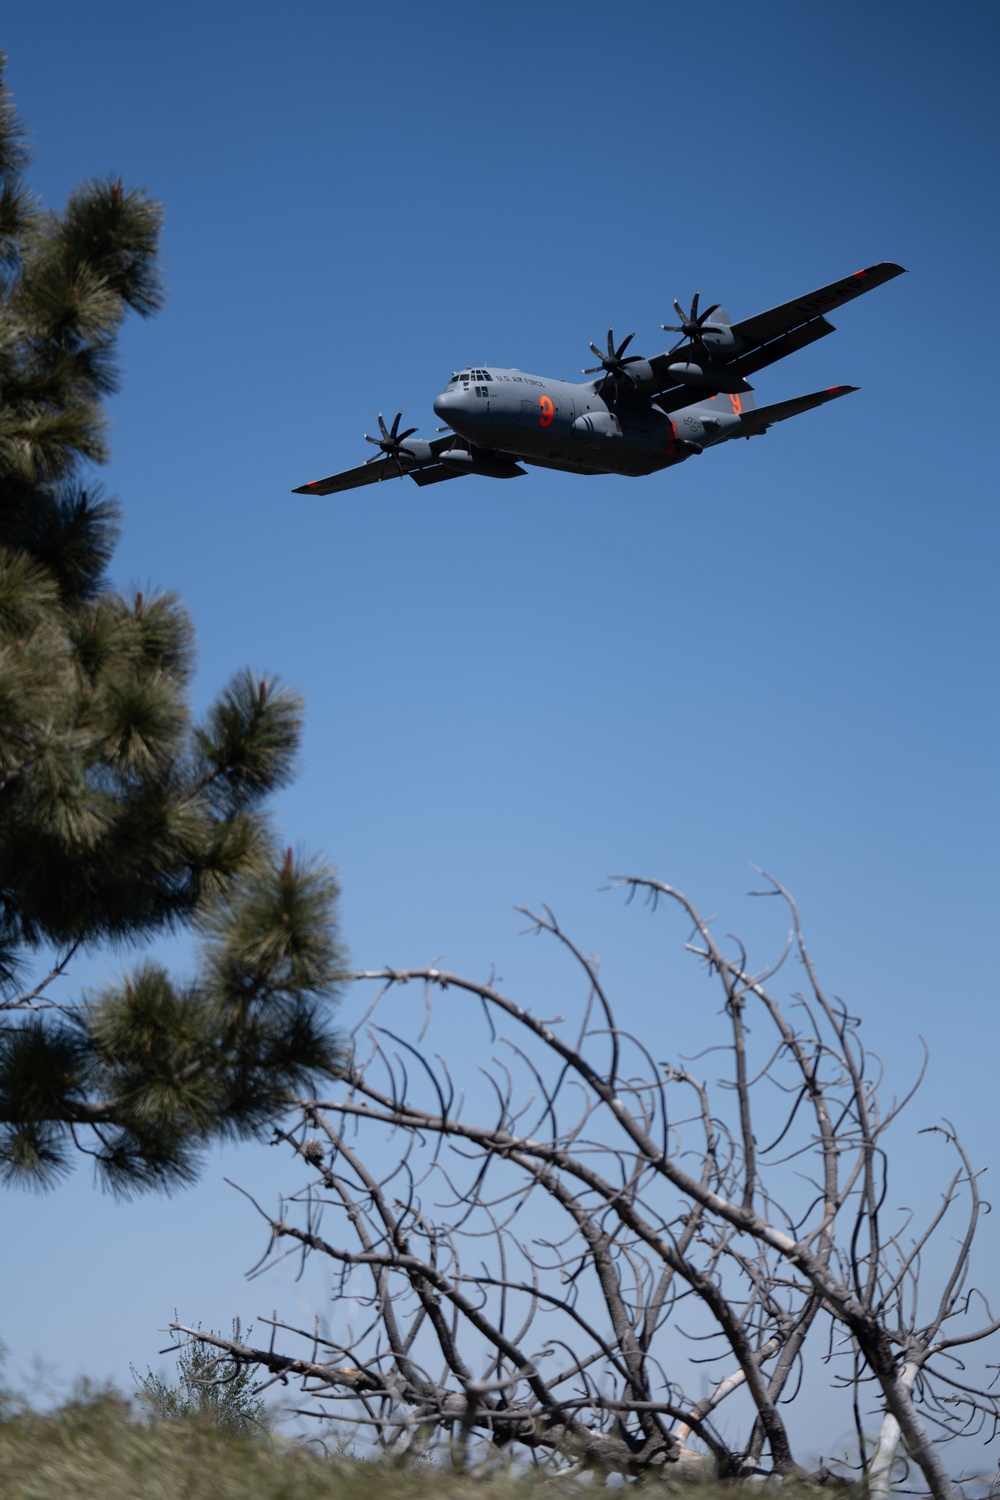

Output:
xmin=869 ymin=1359 xmax=919 ymax=1500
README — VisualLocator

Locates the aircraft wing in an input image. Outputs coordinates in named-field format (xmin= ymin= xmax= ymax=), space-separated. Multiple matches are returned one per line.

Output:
xmin=647 ymin=262 xmax=905 ymax=408
xmin=293 ymin=435 xmax=464 ymax=496
xmin=729 ymin=262 xmax=905 ymax=346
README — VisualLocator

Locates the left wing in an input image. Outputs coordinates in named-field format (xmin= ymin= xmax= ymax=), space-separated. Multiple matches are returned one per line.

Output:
xmin=647 ymin=262 xmax=905 ymax=412
xmin=728 ymin=262 xmax=905 ymax=348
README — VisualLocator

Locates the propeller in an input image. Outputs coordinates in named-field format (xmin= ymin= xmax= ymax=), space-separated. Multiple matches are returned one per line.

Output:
xmin=364 ymin=411 xmax=419 ymax=478
xmin=583 ymin=328 xmax=644 ymax=396
xmin=662 ymin=291 xmax=721 ymax=360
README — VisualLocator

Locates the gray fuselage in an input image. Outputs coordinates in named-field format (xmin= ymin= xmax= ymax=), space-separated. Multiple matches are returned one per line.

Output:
xmin=432 ymin=367 xmax=742 ymax=477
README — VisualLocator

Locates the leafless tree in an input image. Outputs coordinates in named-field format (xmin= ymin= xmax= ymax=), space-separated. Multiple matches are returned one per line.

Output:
xmin=174 ymin=877 xmax=999 ymax=1496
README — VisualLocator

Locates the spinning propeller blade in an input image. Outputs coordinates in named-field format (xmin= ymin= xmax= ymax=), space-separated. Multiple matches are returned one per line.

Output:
xmin=364 ymin=411 xmax=420 ymax=479
xmin=662 ymin=291 xmax=722 ymax=358
xmin=582 ymin=328 xmax=644 ymax=397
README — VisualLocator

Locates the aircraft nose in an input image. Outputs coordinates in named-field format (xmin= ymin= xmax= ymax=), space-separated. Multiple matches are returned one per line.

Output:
xmin=433 ymin=389 xmax=461 ymax=422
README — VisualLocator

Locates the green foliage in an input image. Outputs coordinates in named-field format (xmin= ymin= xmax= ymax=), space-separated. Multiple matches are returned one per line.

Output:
xmin=133 ymin=1324 xmax=267 ymax=1434
xmin=0 ymin=53 xmax=344 ymax=1195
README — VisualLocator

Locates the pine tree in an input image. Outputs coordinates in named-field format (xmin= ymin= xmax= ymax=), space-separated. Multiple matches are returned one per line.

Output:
xmin=0 ymin=54 xmax=344 ymax=1195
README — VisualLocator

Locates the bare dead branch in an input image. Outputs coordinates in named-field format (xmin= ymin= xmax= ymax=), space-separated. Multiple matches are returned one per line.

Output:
xmin=179 ymin=881 xmax=997 ymax=1496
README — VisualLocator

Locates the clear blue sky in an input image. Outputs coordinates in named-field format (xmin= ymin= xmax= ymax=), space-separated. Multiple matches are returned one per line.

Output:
xmin=2 ymin=0 xmax=998 ymax=1466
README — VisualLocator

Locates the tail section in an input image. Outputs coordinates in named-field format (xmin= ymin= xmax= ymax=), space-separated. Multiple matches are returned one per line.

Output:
xmin=733 ymin=384 xmax=857 ymax=438
xmin=672 ymin=384 xmax=855 ymax=454
xmin=692 ymin=387 xmax=758 ymax=417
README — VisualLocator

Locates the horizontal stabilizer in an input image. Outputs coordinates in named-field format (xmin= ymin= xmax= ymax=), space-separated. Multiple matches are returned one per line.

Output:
xmin=735 ymin=384 xmax=858 ymax=437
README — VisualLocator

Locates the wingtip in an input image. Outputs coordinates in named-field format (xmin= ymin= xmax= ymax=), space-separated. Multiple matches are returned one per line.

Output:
xmin=854 ymin=262 xmax=906 ymax=282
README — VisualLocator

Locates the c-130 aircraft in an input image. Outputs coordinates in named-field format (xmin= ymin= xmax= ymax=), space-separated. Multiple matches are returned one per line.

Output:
xmin=293 ymin=262 xmax=905 ymax=496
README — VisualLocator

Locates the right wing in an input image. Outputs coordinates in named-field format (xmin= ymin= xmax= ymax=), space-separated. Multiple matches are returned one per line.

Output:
xmin=293 ymin=434 xmax=465 ymax=495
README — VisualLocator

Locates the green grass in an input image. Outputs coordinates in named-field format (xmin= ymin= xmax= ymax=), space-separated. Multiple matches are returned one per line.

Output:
xmin=0 ymin=1386 xmax=562 ymax=1500
xmin=0 ymin=1384 xmax=888 ymax=1500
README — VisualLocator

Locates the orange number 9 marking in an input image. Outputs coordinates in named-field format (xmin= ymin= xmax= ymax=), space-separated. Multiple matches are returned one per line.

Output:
xmin=728 ymin=392 xmax=742 ymax=415
xmin=539 ymin=395 xmax=554 ymax=427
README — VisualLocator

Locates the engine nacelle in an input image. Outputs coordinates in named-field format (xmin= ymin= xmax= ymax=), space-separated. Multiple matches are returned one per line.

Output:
xmin=400 ymin=440 xmax=434 ymax=465
xmin=440 ymin=448 xmax=525 ymax=479
xmin=666 ymin=363 xmax=750 ymax=396
xmin=694 ymin=322 xmax=742 ymax=356
xmin=621 ymin=359 xmax=656 ymax=389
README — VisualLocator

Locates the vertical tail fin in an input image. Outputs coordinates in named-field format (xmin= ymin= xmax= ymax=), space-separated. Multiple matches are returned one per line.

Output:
xmin=695 ymin=387 xmax=757 ymax=416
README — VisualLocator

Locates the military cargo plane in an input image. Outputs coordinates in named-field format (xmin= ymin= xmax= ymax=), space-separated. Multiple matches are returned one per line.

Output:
xmin=293 ymin=263 xmax=904 ymax=496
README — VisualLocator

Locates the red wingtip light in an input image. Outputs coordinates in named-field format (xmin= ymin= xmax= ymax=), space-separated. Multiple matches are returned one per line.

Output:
xmin=852 ymin=269 xmax=867 ymax=279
